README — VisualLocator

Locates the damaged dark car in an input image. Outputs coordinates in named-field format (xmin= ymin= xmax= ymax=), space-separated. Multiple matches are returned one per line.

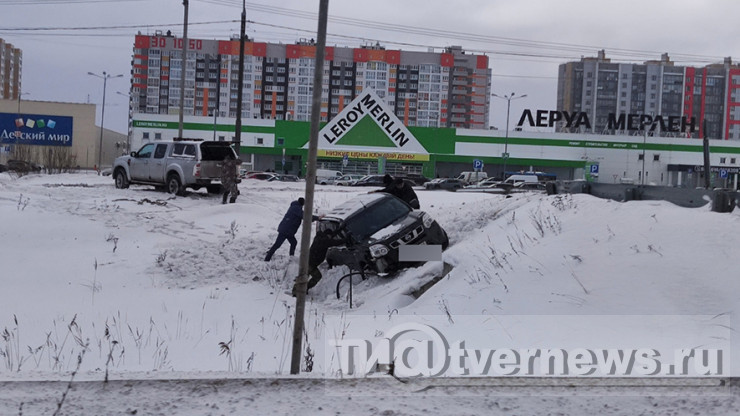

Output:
xmin=322 ymin=192 xmax=449 ymax=275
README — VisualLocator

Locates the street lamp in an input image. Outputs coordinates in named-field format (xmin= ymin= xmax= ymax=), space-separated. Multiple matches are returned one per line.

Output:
xmin=13 ymin=91 xmax=30 ymax=158
xmin=117 ymin=91 xmax=133 ymax=154
xmin=492 ymin=92 xmax=527 ymax=179
xmin=88 ymin=71 xmax=123 ymax=170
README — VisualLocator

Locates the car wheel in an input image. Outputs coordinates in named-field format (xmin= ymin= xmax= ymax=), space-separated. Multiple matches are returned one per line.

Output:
xmin=167 ymin=174 xmax=184 ymax=196
xmin=114 ymin=169 xmax=129 ymax=189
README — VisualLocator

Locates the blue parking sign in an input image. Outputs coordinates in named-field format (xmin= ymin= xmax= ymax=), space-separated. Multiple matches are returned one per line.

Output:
xmin=590 ymin=164 xmax=599 ymax=174
xmin=473 ymin=159 xmax=483 ymax=170
xmin=720 ymin=169 xmax=728 ymax=178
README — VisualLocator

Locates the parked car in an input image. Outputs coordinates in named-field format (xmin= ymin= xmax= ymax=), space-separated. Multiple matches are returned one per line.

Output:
xmin=334 ymin=174 xmax=365 ymax=186
xmin=322 ymin=193 xmax=449 ymax=274
xmin=267 ymin=174 xmax=300 ymax=182
xmin=465 ymin=177 xmax=501 ymax=189
xmin=456 ymin=171 xmax=488 ymax=185
xmin=244 ymin=172 xmax=279 ymax=180
xmin=7 ymin=160 xmax=42 ymax=174
xmin=424 ymin=178 xmax=463 ymax=191
xmin=316 ymin=169 xmax=343 ymax=185
xmin=513 ymin=182 xmax=546 ymax=191
xmin=398 ymin=173 xmax=431 ymax=186
xmin=112 ymin=139 xmax=238 ymax=195
xmin=352 ymin=175 xmax=387 ymax=187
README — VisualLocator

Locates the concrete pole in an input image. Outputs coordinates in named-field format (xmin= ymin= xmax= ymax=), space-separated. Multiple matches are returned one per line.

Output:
xmin=178 ymin=0 xmax=189 ymax=139
xmin=234 ymin=0 xmax=246 ymax=154
xmin=291 ymin=0 xmax=329 ymax=375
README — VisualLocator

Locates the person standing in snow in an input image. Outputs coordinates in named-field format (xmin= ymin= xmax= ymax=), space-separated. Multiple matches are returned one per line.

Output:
xmin=221 ymin=154 xmax=241 ymax=204
xmin=265 ymin=198 xmax=319 ymax=261
xmin=374 ymin=174 xmax=420 ymax=209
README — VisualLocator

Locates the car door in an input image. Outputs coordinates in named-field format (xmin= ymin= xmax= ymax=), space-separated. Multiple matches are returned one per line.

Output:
xmin=148 ymin=143 xmax=169 ymax=182
xmin=130 ymin=143 xmax=155 ymax=180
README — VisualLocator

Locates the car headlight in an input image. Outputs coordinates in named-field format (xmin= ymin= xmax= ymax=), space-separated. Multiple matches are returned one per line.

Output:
xmin=421 ymin=212 xmax=435 ymax=228
xmin=369 ymin=244 xmax=389 ymax=259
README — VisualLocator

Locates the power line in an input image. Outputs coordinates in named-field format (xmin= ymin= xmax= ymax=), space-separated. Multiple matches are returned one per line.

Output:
xmin=0 ymin=2 xmax=730 ymax=66
xmin=0 ymin=0 xmax=146 ymax=4
xmin=195 ymin=0 xmax=729 ymax=63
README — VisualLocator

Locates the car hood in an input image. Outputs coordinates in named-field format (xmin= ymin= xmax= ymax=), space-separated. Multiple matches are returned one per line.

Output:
xmin=368 ymin=211 xmax=421 ymax=244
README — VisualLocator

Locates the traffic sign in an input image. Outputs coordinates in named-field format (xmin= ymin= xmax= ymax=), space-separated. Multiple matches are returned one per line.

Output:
xmin=590 ymin=164 xmax=599 ymax=174
xmin=720 ymin=168 xmax=728 ymax=179
xmin=501 ymin=152 xmax=510 ymax=160
xmin=342 ymin=153 xmax=349 ymax=167
xmin=473 ymin=159 xmax=484 ymax=170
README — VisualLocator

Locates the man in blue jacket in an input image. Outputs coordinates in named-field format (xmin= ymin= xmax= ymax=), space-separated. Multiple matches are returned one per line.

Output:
xmin=265 ymin=198 xmax=318 ymax=261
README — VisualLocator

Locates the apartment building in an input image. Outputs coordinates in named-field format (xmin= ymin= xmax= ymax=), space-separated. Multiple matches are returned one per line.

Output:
xmin=131 ymin=32 xmax=491 ymax=129
xmin=0 ymin=38 xmax=22 ymax=100
xmin=557 ymin=51 xmax=740 ymax=140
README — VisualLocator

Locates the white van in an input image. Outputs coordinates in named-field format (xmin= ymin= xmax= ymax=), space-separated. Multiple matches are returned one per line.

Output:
xmin=456 ymin=171 xmax=488 ymax=185
xmin=500 ymin=174 xmax=539 ymax=186
xmin=316 ymin=169 xmax=343 ymax=185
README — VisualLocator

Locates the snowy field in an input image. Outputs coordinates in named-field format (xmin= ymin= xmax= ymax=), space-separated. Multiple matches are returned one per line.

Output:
xmin=0 ymin=171 xmax=739 ymax=414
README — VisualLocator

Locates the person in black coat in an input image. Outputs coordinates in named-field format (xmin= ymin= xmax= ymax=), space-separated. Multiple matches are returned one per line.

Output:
xmin=376 ymin=174 xmax=420 ymax=209
xmin=264 ymin=198 xmax=318 ymax=261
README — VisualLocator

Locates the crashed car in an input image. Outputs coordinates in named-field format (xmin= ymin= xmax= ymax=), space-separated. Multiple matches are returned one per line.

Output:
xmin=321 ymin=192 xmax=449 ymax=275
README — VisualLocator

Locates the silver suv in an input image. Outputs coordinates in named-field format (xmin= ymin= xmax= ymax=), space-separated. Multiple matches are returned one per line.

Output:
xmin=112 ymin=139 xmax=238 ymax=195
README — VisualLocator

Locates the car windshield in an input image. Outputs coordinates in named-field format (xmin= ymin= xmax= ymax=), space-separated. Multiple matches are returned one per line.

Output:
xmin=344 ymin=196 xmax=411 ymax=242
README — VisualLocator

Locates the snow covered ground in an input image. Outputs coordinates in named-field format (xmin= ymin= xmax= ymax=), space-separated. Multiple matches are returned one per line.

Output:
xmin=0 ymin=171 xmax=738 ymax=414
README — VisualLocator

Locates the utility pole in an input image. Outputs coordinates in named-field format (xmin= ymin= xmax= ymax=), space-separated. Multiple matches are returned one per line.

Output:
xmin=178 ymin=0 xmax=189 ymax=139
xmin=702 ymin=120 xmax=711 ymax=189
xmin=291 ymin=0 xmax=329 ymax=375
xmin=641 ymin=129 xmax=647 ymax=185
xmin=213 ymin=54 xmax=221 ymax=141
xmin=234 ymin=0 xmax=246 ymax=154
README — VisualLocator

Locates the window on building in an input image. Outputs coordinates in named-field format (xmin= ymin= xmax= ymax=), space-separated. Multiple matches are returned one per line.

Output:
xmin=731 ymin=158 xmax=737 ymax=164
xmin=256 ymin=137 xmax=264 ymax=145
xmin=154 ymin=133 xmax=162 ymax=140
xmin=653 ymin=154 xmax=660 ymax=161
xmin=638 ymin=153 xmax=644 ymax=161
xmin=720 ymin=157 xmax=727 ymax=164
xmin=142 ymin=132 xmax=150 ymax=141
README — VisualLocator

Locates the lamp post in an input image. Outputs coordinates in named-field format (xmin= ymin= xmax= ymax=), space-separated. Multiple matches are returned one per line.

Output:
xmin=88 ymin=71 xmax=123 ymax=170
xmin=12 ymin=91 xmax=30 ymax=158
xmin=642 ymin=129 xmax=647 ymax=185
xmin=117 ymin=91 xmax=133 ymax=154
xmin=492 ymin=92 xmax=527 ymax=179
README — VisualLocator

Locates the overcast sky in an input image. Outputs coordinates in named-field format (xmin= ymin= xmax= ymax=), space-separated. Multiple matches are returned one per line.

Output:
xmin=1 ymin=0 xmax=738 ymax=135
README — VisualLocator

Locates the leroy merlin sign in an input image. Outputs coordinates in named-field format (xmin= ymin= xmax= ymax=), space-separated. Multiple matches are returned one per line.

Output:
xmin=317 ymin=89 xmax=428 ymax=159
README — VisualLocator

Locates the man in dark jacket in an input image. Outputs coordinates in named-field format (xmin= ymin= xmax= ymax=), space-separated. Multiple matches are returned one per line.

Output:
xmin=221 ymin=154 xmax=241 ymax=204
xmin=265 ymin=198 xmax=318 ymax=261
xmin=376 ymin=174 xmax=420 ymax=209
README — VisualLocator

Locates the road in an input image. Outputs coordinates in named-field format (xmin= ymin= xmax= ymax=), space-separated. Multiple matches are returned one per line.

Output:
xmin=1 ymin=377 xmax=737 ymax=415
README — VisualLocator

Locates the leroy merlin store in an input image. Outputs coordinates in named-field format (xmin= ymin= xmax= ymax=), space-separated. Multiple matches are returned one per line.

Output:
xmin=132 ymin=91 xmax=740 ymax=189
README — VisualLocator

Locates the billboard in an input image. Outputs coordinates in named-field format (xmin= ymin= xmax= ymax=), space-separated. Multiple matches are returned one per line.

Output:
xmin=0 ymin=112 xmax=74 ymax=147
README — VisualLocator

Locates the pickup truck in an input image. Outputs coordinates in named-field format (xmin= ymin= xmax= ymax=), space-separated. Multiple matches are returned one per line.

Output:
xmin=112 ymin=140 xmax=238 ymax=196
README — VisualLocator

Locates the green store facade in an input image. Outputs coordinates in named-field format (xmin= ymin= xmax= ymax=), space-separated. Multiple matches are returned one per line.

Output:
xmin=132 ymin=90 xmax=740 ymax=189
